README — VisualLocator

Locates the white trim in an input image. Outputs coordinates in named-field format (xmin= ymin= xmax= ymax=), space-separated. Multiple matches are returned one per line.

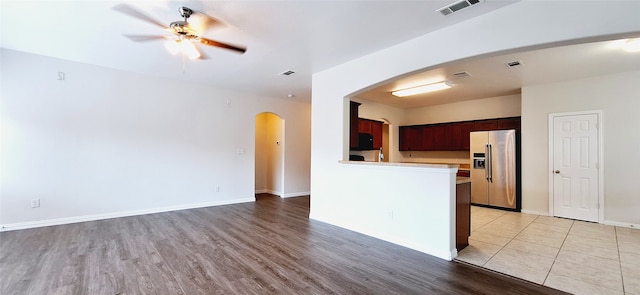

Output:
xmin=0 ymin=197 xmax=255 ymax=232
xmin=255 ymin=189 xmax=269 ymax=194
xmin=521 ymin=209 xmax=549 ymax=216
xmin=548 ymin=110 xmax=604 ymax=223
xmin=257 ymin=189 xmax=282 ymax=196
xmin=603 ymin=220 xmax=640 ymax=229
xmin=282 ymin=191 xmax=311 ymax=198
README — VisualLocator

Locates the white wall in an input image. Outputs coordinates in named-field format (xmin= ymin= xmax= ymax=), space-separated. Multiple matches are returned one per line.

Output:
xmin=311 ymin=0 xmax=640 ymax=258
xmin=0 ymin=49 xmax=311 ymax=229
xmin=521 ymin=70 xmax=640 ymax=226
xmin=403 ymin=94 xmax=521 ymax=125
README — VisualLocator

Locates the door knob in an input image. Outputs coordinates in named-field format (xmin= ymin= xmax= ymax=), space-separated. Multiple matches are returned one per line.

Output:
xmin=554 ymin=170 xmax=560 ymax=174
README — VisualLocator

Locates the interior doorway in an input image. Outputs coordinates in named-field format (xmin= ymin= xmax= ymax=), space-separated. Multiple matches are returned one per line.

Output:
xmin=548 ymin=111 xmax=603 ymax=222
xmin=255 ymin=112 xmax=285 ymax=197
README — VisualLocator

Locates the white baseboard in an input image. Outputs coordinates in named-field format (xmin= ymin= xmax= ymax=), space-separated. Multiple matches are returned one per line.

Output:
xmin=603 ymin=220 xmax=640 ymax=229
xmin=0 ymin=197 xmax=255 ymax=232
xmin=282 ymin=191 xmax=310 ymax=198
xmin=256 ymin=189 xmax=282 ymax=196
xmin=521 ymin=209 xmax=549 ymax=216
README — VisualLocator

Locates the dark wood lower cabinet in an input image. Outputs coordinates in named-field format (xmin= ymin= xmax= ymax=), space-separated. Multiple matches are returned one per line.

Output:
xmin=456 ymin=181 xmax=471 ymax=251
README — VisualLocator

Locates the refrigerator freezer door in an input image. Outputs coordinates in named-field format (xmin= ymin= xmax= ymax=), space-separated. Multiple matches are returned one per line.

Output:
xmin=470 ymin=131 xmax=489 ymax=205
xmin=488 ymin=130 xmax=517 ymax=209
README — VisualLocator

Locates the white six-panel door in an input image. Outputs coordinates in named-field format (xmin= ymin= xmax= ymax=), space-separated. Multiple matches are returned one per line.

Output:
xmin=550 ymin=112 xmax=600 ymax=222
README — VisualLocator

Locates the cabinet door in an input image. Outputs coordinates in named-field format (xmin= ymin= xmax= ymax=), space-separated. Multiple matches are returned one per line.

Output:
xmin=474 ymin=119 xmax=498 ymax=131
xmin=432 ymin=124 xmax=448 ymax=150
xmin=448 ymin=123 xmax=462 ymax=150
xmin=400 ymin=126 xmax=422 ymax=151
xmin=460 ymin=121 xmax=474 ymax=150
xmin=371 ymin=121 xmax=383 ymax=149
xmin=358 ymin=119 xmax=372 ymax=133
xmin=420 ymin=125 xmax=434 ymax=150
xmin=498 ymin=117 xmax=521 ymax=131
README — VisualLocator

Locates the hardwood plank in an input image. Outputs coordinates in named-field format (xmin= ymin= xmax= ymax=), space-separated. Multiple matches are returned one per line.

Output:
xmin=0 ymin=194 xmax=568 ymax=294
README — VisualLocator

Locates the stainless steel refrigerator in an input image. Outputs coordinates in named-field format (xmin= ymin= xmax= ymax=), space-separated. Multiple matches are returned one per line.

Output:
xmin=470 ymin=130 xmax=520 ymax=210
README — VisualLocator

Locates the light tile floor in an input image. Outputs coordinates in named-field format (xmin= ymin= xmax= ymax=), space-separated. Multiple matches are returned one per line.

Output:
xmin=456 ymin=206 xmax=640 ymax=295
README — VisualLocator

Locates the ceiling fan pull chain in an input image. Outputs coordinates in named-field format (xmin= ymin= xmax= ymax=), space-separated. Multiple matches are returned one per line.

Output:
xmin=182 ymin=53 xmax=187 ymax=74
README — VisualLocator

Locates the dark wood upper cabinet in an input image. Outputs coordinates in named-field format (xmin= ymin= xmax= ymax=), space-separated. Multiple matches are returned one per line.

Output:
xmin=358 ymin=118 xmax=383 ymax=149
xmin=473 ymin=119 xmax=499 ymax=131
xmin=349 ymin=102 xmax=361 ymax=149
xmin=371 ymin=120 xmax=383 ymax=149
xmin=399 ymin=116 xmax=520 ymax=151
xmin=459 ymin=121 xmax=474 ymax=150
xmin=399 ymin=126 xmax=422 ymax=151
xmin=420 ymin=125 xmax=435 ymax=150
xmin=498 ymin=117 xmax=521 ymax=131
xmin=432 ymin=124 xmax=448 ymax=150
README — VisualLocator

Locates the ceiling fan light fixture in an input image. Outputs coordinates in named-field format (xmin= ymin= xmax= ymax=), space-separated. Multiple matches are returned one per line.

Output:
xmin=164 ymin=39 xmax=200 ymax=60
xmin=392 ymin=81 xmax=452 ymax=97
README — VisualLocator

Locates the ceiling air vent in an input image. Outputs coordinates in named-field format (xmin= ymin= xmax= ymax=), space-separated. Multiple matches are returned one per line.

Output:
xmin=505 ymin=60 xmax=524 ymax=68
xmin=437 ymin=0 xmax=482 ymax=16
xmin=280 ymin=70 xmax=295 ymax=76
xmin=453 ymin=71 xmax=472 ymax=78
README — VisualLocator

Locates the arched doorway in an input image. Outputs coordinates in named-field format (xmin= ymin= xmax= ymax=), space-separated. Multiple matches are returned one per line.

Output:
xmin=255 ymin=112 xmax=285 ymax=197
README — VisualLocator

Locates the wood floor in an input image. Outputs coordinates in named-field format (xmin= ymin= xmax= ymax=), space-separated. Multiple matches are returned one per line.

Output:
xmin=0 ymin=194 xmax=568 ymax=294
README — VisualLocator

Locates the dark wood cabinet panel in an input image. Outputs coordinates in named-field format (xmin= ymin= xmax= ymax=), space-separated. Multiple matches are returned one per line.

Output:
xmin=498 ymin=117 xmax=521 ymax=131
xmin=371 ymin=121 xmax=383 ymax=149
xmin=459 ymin=121 xmax=474 ymax=150
xmin=448 ymin=123 xmax=462 ymax=150
xmin=473 ymin=119 xmax=498 ymax=131
xmin=432 ymin=124 xmax=448 ymax=150
xmin=358 ymin=119 xmax=372 ymax=133
xmin=420 ymin=125 xmax=435 ymax=150
xmin=456 ymin=182 xmax=471 ymax=251
xmin=400 ymin=126 xmax=422 ymax=151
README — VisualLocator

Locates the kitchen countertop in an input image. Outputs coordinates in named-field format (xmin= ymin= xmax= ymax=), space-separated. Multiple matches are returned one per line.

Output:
xmin=456 ymin=177 xmax=471 ymax=184
xmin=340 ymin=160 xmax=457 ymax=169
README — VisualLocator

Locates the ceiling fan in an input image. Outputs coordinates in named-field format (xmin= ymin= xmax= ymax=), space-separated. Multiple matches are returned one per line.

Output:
xmin=113 ymin=4 xmax=247 ymax=60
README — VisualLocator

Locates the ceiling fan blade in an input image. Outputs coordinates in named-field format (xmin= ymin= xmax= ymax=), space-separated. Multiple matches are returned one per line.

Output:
xmin=122 ymin=34 xmax=168 ymax=42
xmin=192 ymin=11 xmax=224 ymax=33
xmin=199 ymin=38 xmax=246 ymax=54
xmin=112 ymin=3 xmax=167 ymax=29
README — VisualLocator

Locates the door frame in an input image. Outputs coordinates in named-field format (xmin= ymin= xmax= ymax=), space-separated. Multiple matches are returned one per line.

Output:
xmin=547 ymin=110 xmax=604 ymax=222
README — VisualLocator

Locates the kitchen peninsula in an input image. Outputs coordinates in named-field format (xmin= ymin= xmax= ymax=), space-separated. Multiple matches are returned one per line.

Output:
xmin=317 ymin=160 xmax=469 ymax=260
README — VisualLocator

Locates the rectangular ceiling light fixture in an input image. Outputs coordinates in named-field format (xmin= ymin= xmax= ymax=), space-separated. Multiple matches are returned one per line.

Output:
xmin=392 ymin=81 xmax=452 ymax=97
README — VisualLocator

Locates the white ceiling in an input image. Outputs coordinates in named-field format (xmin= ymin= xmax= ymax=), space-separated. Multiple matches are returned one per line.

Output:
xmin=2 ymin=1 xmax=638 ymax=108
xmin=0 ymin=0 xmax=519 ymax=103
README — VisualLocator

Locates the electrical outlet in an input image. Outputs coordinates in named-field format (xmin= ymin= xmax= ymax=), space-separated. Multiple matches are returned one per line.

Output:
xmin=216 ymin=186 xmax=220 ymax=192
xmin=31 ymin=198 xmax=40 ymax=208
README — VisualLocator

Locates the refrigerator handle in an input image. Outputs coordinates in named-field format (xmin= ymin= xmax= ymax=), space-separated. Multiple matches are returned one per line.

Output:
xmin=487 ymin=143 xmax=493 ymax=182
xmin=485 ymin=144 xmax=490 ymax=181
